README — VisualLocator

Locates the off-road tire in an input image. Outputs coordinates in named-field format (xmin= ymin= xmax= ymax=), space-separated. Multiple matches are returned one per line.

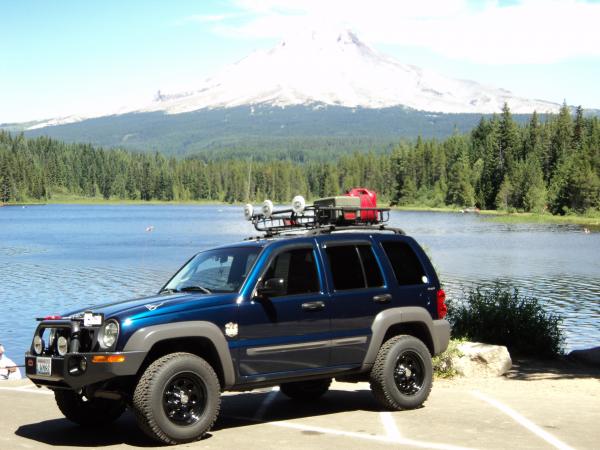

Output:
xmin=54 ymin=389 xmax=125 ymax=426
xmin=132 ymin=352 xmax=221 ymax=445
xmin=280 ymin=378 xmax=331 ymax=400
xmin=370 ymin=335 xmax=433 ymax=410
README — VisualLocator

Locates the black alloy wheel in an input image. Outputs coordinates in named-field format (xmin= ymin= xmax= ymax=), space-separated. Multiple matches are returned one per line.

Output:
xmin=369 ymin=335 xmax=433 ymax=410
xmin=162 ymin=372 xmax=207 ymax=425
xmin=133 ymin=352 xmax=221 ymax=445
xmin=393 ymin=350 xmax=425 ymax=396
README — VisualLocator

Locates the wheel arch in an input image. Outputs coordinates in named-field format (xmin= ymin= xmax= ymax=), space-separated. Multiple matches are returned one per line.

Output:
xmin=123 ymin=321 xmax=236 ymax=388
xmin=361 ymin=307 xmax=450 ymax=371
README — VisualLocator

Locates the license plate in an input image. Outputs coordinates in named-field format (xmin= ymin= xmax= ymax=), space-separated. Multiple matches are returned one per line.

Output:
xmin=36 ymin=357 xmax=52 ymax=376
xmin=83 ymin=312 xmax=103 ymax=327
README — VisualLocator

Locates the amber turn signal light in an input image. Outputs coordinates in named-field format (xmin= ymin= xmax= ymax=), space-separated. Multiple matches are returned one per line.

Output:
xmin=91 ymin=355 xmax=126 ymax=363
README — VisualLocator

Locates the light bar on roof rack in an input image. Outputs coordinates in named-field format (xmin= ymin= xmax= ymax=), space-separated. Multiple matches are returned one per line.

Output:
xmin=243 ymin=191 xmax=390 ymax=236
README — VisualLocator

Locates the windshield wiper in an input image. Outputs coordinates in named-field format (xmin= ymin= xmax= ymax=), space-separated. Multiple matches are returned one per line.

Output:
xmin=159 ymin=288 xmax=179 ymax=295
xmin=178 ymin=285 xmax=212 ymax=294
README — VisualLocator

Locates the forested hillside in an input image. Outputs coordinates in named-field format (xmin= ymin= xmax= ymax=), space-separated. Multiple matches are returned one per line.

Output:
xmin=19 ymin=105 xmax=537 ymax=157
xmin=1 ymin=104 xmax=598 ymax=215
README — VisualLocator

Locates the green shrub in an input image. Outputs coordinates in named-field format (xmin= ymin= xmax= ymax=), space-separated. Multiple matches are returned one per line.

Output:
xmin=433 ymin=338 xmax=466 ymax=378
xmin=447 ymin=284 xmax=564 ymax=357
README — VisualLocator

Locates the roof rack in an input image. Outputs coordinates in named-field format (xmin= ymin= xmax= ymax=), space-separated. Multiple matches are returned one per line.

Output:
xmin=247 ymin=203 xmax=402 ymax=237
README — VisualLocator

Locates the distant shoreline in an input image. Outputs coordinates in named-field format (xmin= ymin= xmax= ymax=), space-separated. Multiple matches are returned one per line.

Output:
xmin=3 ymin=199 xmax=598 ymax=229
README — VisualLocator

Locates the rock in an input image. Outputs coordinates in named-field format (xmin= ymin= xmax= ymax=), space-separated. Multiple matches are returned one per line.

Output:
xmin=569 ymin=347 xmax=600 ymax=367
xmin=452 ymin=342 xmax=512 ymax=377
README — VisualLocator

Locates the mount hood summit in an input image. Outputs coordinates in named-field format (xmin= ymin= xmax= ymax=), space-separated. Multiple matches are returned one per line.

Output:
xmin=138 ymin=28 xmax=560 ymax=116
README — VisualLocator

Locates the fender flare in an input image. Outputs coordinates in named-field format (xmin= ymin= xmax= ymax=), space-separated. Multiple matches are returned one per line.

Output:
xmin=123 ymin=321 xmax=236 ymax=388
xmin=361 ymin=307 xmax=450 ymax=371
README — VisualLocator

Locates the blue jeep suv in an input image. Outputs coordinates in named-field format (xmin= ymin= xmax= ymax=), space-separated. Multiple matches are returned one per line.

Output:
xmin=26 ymin=199 xmax=450 ymax=445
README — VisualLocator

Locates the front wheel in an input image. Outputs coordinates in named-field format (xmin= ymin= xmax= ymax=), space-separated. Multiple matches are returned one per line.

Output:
xmin=54 ymin=390 xmax=125 ymax=426
xmin=370 ymin=335 xmax=433 ymax=410
xmin=132 ymin=352 xmax=221 ymax=445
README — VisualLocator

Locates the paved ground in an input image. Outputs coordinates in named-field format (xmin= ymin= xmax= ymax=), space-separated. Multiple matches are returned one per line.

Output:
xmin=0 ymin=360 xmax=598 ymax=450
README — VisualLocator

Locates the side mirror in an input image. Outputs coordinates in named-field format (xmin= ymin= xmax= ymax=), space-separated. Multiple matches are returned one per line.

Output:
xmin=256 ymin=278 xmax=286 ymax=297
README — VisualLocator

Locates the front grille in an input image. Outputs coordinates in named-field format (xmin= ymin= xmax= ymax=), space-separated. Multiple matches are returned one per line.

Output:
xmin=36 ymin=323 xmax=97 ymax=355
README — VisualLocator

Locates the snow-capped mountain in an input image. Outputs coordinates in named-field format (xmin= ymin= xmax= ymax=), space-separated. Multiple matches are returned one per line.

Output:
xmin=138 ymin=28 xmax=560 ymax=116
xmin=19 ymin=27 xmax=564 ymax=131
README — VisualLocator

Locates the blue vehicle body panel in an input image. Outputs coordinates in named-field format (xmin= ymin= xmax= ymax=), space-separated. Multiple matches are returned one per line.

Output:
xmin=48 ymin=231 xmax=442 ymax=387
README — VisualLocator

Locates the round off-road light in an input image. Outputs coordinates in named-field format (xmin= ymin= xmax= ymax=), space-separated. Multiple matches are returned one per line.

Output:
xmin=101 ymin=321 xmax=119 ymax=348
xmin=48 ymin=328 xmax=56 ymax=347
xmin=291 ymin=195 xmax=306 ymax=214
xmin=57 ymin=336 xmax=68 ymax=356
xmin=262 ymin=200 xmax=274 ymax=218
xmin=33 ymin=336 xmax=43 ymax=355
xmin=243 ymin=203 xmax=254 ymax=221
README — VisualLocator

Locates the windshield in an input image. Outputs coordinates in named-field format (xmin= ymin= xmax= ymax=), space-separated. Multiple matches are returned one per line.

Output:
xmin=162 ymin=246 xmax=261 ymax=294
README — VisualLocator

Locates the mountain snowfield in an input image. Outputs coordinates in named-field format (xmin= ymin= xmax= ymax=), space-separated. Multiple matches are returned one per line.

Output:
xmin=26 ymin=28 xmax=561 ymax=130
xmin=140 ymin=28 xmax=560 ymax=116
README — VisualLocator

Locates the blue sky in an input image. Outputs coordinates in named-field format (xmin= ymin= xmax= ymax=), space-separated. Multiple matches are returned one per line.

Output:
xmin=1 ymin=0 xmax=599 ymax=123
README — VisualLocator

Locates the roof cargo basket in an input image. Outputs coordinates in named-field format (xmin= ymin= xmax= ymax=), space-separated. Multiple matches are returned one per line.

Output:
xmin=244 ymin=189 xmax=403 ymax=237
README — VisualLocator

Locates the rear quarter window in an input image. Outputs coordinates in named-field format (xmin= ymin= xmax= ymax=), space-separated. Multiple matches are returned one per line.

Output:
xmin=381 ymin=241 xmax=427 ymax=286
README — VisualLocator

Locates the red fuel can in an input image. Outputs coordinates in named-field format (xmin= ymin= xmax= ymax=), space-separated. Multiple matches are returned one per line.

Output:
xmin=346 ymin=188 xmax=377 ymax=222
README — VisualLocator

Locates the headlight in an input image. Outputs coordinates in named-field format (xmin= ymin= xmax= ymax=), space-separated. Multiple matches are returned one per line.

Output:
xmin=101 ymin=320 xmax=119 ymax=348
xmin=33 ymin=335 xmax=43 ymax=355
xmin=57 ymin=336 xmax=68 ymax=356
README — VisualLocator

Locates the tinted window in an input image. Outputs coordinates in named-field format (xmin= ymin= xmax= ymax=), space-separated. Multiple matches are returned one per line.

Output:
xmin=358 ymin=245 xmax=384 ymax=288
xmin=326 ymin=245 xmax=364 ymax=290
xmin=263 ymin=248 xmax=320 ymax=296
xmin=381 ymin=241 xmax=426 ymax=286
xmin=326 ymin=244 xmax=384 ymax=290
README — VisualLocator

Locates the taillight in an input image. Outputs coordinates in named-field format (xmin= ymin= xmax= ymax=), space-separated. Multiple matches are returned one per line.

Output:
xmin=436 ymin=289 xmax=447 ymax=319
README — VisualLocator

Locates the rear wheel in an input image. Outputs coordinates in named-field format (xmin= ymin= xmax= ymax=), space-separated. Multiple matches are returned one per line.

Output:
xmin=280 ymin=378 xmax=331 ymax=400
xmin=54 ymin=390 xmax=125 ymax=426
xmin=370 ymin=335 xmax=432 ymax=410
xmin=132 ymin=352 xmax=221 ymax=445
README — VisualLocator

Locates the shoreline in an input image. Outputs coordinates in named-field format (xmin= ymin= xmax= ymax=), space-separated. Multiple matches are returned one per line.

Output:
xmin=389 ymin=205 xmax=599 ymax=228
xmin=3 ymin=199 xmax=598 ymax=229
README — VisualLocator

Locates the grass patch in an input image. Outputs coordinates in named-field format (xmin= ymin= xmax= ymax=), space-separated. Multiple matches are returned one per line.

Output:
xmin=483 ymin=211 xmax=600 ymax=229
xmin=447 ymin=284 xmax=564 ymax=357
xmin=5 ymin=194 xmax=228 ymax=206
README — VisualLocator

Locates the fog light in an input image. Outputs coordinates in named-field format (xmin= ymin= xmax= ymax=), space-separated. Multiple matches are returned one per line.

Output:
xmin=57 ymin=336 xmax=68 ymax=356
xmin=33 ymin=336 xmax=43 ymax=355
xmin=79 ymin=357 xmax=87 ymax=372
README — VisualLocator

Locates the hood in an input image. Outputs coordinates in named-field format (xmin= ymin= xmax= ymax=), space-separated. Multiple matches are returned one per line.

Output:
xmin=63 ymin=292 xmax=238 ymax=322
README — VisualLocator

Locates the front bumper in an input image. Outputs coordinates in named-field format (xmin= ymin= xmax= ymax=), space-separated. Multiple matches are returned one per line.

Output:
xmin=25 ymin=351 xmax=146 ymax=390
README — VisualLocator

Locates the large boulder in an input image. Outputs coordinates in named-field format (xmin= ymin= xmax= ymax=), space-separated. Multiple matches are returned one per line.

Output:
xmin=452 ymin=342 xmax=512 ymax=377
xmin=569 ymin=347 xmax=600 ymax=367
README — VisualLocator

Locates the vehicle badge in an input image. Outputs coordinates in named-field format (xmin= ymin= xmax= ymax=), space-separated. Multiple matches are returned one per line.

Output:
xmin=225 ymin=322 xmax=238 ymax=338
xmin=144 ymin=302 xmax=164 ymax=311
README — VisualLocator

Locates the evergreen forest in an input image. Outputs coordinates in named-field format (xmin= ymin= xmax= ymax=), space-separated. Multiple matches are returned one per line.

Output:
xmin=1 ymin=103 xmax=598 ymax=216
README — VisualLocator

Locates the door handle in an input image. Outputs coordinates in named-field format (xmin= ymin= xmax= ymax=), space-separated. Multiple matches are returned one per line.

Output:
xmin=373 ymin=294 xmax=392 ymax=304
xmin=302 ymin=301 xmax=325 ymax=311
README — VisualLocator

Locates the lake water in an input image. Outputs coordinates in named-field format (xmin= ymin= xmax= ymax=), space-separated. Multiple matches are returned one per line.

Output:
xmin=1 ymin=204 xmax=598 ymax=361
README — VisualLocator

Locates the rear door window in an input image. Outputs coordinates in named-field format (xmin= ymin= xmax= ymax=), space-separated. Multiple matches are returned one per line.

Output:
xmin=381 ymin=241 xmax=427 ymax=286
xmin=326 ymin=244 xmax=384 ymax=291
xmin=357 ymin=245 xmax=384 ymax=288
